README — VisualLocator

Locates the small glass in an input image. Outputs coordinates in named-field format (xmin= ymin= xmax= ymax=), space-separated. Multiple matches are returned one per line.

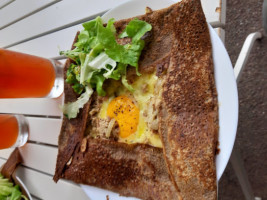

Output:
xmin=0 ymin=114 xmax=29 ymax=150
xmin=0 ymin=49 xmax=63 ymax=98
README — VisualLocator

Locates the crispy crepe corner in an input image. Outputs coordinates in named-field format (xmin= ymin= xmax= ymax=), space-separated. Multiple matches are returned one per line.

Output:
xmin=157 ymin=0 xmax=218 ymax=199
xmin=54 ymin=0 xmax=218 ymax=199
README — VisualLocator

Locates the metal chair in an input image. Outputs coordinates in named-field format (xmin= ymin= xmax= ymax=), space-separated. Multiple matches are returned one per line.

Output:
xmin=227 ymin=1 xmax=266 ymax=199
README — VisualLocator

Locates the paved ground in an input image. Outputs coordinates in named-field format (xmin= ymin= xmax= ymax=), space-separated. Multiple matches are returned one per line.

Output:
xmin=218 ymin=0 xmax=267 ymax=199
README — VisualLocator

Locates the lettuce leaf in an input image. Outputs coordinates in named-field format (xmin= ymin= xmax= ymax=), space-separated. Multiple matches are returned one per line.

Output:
xmin=89 ymin=52 xmax=116 ymax=72
xmin=63 ymin=86 xmax=93 ymax=119
xmin=74 ymin=30 xmax=90 ymax=51
xmin=119 ymin=18 xmax=152 ymax=42
xmin=10 ymin=185 xmax=21 ymax=200
xmin=90 ymin=72 xmax=106 ymax=96
xmin=60 ymin=48 xmax=80 ymax=63
xmin=66 ymin=64 xmax=84 ymax=94
xmin=82 ymin=16 xmax=102 ymax=37
xmin=97 ymin=21 xmax=145 ymax=68
xmin=79 ymin=52 xmax=116 ymax=91
xmin=108 ymin=62 xmax=127 ymax=80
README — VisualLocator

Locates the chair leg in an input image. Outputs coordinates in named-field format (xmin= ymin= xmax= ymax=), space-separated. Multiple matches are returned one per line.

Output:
xmin=231 ymin=32 xmax=263 ymax=200
xmin=234 ymin=32 xmax=262 ymax=83
xmin=230 ymin=148 xmax=261 ymax=200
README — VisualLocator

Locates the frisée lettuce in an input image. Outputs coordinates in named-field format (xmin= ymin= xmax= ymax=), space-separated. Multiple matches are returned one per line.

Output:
xmin=61 ymin=17 xmax=152 ymax=119
xmin=0 ymin=173 xmax=28 ymax=200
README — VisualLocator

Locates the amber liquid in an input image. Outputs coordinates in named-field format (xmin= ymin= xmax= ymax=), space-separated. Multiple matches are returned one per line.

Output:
xmin=0 ymin=115 xmax=18 ymax=149
xmin=0 ymin=49 xmax=56 ymax=98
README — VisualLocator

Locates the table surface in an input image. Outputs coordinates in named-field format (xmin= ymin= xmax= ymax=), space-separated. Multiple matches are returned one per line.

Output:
xmin=0 ymin=0 xmax=226 ymax=199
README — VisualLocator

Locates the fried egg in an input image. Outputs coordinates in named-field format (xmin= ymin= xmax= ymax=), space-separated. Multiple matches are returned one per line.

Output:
xmin=99 ymin=73 xmax=162 ymax=148
xmin=107 ymin=96 xmax=139 ymax=138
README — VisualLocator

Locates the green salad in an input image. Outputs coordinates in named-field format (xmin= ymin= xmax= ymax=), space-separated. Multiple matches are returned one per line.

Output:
xmin=60 ymin=16 xmax=152 ymax=119
xmin=0 ymin=173 xmax=28 ymax=200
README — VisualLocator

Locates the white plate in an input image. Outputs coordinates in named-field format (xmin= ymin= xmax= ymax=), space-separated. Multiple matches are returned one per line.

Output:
xmin=81 ymin=0 xmax=238 ymax=199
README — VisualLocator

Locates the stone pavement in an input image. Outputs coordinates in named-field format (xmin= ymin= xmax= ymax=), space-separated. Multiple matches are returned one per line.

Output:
xmin=218 ymin=0 xmax=267 ymax=199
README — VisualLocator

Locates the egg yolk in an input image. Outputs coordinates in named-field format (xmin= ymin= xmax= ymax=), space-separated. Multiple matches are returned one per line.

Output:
xmin=107 ymin=96 xmax=139 ymax=138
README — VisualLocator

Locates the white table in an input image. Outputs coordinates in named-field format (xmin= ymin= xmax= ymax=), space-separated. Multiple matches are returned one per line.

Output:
xmin=0 ymin=0 xmax=225 ymax=199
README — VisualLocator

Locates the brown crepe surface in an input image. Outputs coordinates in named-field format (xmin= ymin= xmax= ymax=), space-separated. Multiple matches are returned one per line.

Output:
xmin=54 ymin=0 xmax=218 ymax=199
xmin=157 ymin=0 xmax=218 ymax=199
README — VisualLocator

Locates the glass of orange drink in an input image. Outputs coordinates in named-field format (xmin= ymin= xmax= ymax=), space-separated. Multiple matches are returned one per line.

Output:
xmin=0 ymin=114 xmax=29 ymax=150
xmin=0 ymin=49 xmax=63 ymax=98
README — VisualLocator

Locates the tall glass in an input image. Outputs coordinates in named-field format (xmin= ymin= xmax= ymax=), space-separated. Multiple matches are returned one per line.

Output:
xmin=0 ymin=114 xmax=29 ymax=150
xmin=0 ymin=49 xmax=63 ymax=98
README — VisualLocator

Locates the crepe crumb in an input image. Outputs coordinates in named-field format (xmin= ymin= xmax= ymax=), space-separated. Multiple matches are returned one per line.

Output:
xmin=80 ymin=138 xmax=87 ymax=152
xmin=66 ymin=156 xmax=72 ymax=166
